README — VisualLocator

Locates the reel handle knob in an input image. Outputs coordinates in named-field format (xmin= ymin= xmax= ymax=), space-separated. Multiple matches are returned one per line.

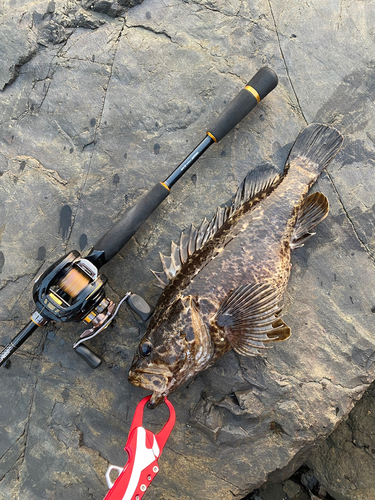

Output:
xmin=74 ymin=343 xmax=102 ymax=369
xmin=127 ymin=293 xmax=154 ymax=322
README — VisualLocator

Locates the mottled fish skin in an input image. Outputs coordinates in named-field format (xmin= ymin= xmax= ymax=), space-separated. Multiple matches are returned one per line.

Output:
xmin=129 ymin=124 xmax=344 ymax=407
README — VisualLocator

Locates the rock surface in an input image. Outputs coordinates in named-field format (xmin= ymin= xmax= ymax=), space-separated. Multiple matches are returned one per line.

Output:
xmin=307 ymin=381 xmax=375 ymax=500
xmin=0 ymin=1 xmax=375 ymax=499
xmin=245 ymin=464 xmax=334 ymax=500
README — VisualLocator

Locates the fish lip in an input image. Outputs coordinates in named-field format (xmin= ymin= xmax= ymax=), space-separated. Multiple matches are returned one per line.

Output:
xmin=128 ymin=373 xmax=168 ymax=409
xmin=148 ymin=391 xmax=166 ymax=409
xmin=128 ymin=368 xmax=169 ymax=394
xmin=134 ymin=366 xmax=171 ymax=376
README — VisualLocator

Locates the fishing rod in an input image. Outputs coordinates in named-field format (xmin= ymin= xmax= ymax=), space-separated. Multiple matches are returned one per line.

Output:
xmin=0 ymin=67 xmax=278 ymax=370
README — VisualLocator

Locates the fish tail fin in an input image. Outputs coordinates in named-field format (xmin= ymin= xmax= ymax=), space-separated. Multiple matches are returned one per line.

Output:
xmin=287 ymin=123 xmax=343 ymax=175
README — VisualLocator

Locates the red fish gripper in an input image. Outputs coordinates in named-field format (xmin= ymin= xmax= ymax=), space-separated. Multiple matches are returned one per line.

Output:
xmin=104 ymin=395 xmax=176 ymax=500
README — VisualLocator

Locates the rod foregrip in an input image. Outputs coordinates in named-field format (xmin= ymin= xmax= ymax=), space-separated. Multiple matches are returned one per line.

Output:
xmin=92 ymin=182 xmax=170 ymax=265
xmin=207 ymin=67 xmax=278 ymax=143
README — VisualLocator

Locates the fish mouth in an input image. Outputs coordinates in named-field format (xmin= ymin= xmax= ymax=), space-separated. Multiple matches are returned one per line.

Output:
xmin=128 ymin=369 xmax=168 ymax=409
xmin=148 ymin=391 xmax=166 ymax=409
xmin=128 ymin=367 xmax=169 ymax=394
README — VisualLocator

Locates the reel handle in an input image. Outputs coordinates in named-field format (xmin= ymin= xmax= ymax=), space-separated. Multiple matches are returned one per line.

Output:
xmin=74 ymin=343 xmax=102 ymax=369
xmin=126 ymin=293 xmax=154 ymax=322
xmin=206 ymin=66 xmax=278 ymax=143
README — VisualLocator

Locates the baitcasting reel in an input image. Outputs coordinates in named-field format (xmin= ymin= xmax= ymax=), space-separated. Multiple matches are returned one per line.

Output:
xmin=0 ymin=67 xmax=278 ymax=370
xmin=31 ymin=250 xmax=153 ymax=368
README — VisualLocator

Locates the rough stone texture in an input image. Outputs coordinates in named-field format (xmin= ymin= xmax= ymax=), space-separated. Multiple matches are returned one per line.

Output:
xmin=246 ymin=465 xmax=333 ymax=499
xmin=0 ymin=1 xmax=375 ymax=499
xmin=307 ymin=382 xmax=375 ymax=500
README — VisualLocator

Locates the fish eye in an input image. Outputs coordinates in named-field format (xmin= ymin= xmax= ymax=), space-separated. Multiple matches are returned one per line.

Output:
xmin=139 ymin=340 xmax=152 ymax=357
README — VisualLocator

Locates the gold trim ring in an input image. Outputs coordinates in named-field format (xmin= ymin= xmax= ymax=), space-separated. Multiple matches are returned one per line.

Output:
xmin=245 ymin=85 xmax=261 ymax=103
xmin=206 ymin=131 xmax=218 ymax=142
xmin=160 ymin=181 xmax=171 ymax=191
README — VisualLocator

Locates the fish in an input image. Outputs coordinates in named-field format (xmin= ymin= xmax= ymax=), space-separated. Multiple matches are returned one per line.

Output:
xmin=128 ymin=124 xmax=344 ymax=408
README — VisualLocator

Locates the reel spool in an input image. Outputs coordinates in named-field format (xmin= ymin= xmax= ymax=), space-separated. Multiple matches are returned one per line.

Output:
xmin=59 ymin=268 xmax=91 ymax=298
xmin=33 ymin=251 xmax=108 ymax=324
xmin=31 ymin=251 xmax=110 ymax=368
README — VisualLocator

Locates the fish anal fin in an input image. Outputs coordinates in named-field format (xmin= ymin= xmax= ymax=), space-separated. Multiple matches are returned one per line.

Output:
xmin=290 ymin=192 xmax=329 ymax=249
xmin=214 ymin=283 xmax=290 ymax=357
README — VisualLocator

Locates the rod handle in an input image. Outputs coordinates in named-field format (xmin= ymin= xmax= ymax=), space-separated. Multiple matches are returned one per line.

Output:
xmin=207 ymin=67 xmax=278 ymax=143
xmin=89 ymin=182 xmax=170 ymax=267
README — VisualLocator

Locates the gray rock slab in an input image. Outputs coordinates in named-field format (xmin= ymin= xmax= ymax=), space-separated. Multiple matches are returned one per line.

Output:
xmin=0 ymin=1 xmax=375 ymax=499
xmin=0 ymin=8 xmax=37 ymax=90
xmin=307 ymin=382 xmax=375 ymax=500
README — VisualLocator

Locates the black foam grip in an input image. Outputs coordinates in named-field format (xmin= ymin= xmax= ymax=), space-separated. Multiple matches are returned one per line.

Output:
xmin=93 ymin=182 xmax=170 ymax=264
xmin=246 ymin=66 xmax=278 ymax=100
xmin=207 ymin=67 xmax=278 ymax=143
xmin=74 ymin=344 xmax=102 ymax=369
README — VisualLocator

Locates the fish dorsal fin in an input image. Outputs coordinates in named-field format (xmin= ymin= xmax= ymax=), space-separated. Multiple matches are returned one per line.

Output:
xmin=290 ymin=192 xmax=329 ymax=250
xmin=213 ymin=283 xmax=291 ymax=357
xmin=153 ymin=166 xmax=281 ymax=286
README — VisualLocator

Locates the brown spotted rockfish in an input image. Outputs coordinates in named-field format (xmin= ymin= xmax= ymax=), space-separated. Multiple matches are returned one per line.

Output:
xmin=129 ymin=124 xmax=343 ymax=407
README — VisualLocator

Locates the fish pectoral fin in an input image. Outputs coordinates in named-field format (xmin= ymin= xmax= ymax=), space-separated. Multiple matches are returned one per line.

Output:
xmin=214 ymin=283 xmax=290 ymax=357
xmin=290 ymin=192 xmax=329 ymax=250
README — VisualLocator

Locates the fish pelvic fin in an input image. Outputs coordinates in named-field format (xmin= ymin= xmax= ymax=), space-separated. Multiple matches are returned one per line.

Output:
xmin=153 ymin=166 xmax=282 ymax=286
xmin=183 ymin=295 xmax=214 ymax=368
xmin=213 ymin=283 xmax=291 ymax=357
xmin=287 ymin=123 xmax=343 ymax=177
xmin=290 ymin=192 xmax=329 ymax=249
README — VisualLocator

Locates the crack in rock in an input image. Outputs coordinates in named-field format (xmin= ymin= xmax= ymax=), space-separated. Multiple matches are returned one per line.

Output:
xmin=7 ymin=156 xmax=68 ymax=187
xmin=65 ymin=19 xmax=126 ymax=248
xmin=0 ymin=10 xmax=38 ymax=91
xmin=0 ymin=3 xmax=110 ymax=92
xmin=267 ymin=0 xmax=307 ymax=123
xmin=326 ymin=171 xmax=375 ymax=264
xmin=0 ymin=430 xmax=26 ymax=481
xmin=125 ymin=22 xmax=176 ymax=43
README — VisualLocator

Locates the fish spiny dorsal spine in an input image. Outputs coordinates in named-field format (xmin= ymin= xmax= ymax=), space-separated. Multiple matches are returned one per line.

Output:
xmin=152 ymin=166 xmax=285 ymax=287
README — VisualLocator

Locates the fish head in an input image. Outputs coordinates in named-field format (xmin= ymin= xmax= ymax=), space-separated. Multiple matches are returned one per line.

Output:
xmin=129 ymin=295 xmax=214 ymax=408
